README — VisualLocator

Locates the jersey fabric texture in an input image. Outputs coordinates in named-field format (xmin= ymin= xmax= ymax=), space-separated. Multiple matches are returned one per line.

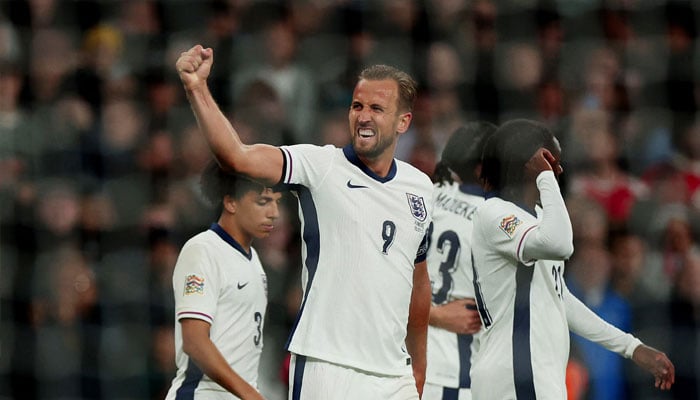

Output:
xmin=470 ymin=172 xmax=641 ymax=400
xmin=281 ymin=144 xmax=433 ymax=376
xmin=425 ymin=182 xmax=484 ymax=391
xmin=166 ymin=223 xmax=268 ymax=400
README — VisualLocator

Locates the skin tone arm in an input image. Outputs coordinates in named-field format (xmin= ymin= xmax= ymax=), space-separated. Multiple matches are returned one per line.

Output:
xmin=632 ymin=344 xmax=675 ymax=390
xmin=406 ymin=260 xmax=431 ymax=397
xmin=180 ymin=319 xmax=265 ymax=400
xmin=429 ymin=298 xmax=481 ymax=335
xmin=175 ymin=45 xmax=283 ymax=186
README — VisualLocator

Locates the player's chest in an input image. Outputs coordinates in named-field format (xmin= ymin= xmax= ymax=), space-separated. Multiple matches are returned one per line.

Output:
xmin=219 ymin=260 xmax=268 ymax=301
xmin=326 ymin=175 xmax=429 ymax=223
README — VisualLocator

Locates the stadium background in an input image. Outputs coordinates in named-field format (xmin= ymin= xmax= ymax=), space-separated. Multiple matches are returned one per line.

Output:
xmin=0 ymin=0 xmax=699 ymax=399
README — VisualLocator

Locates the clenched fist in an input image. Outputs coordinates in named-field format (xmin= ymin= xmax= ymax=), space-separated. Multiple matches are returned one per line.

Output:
xmin=175 ymin=45 xmax=214 ymax=92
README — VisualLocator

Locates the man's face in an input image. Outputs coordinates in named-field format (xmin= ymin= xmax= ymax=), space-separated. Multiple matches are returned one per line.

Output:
xmin=234 ymin=189 xmax=282 ymax=240
xmin=348 ymin=79 xmax=411 ymax=159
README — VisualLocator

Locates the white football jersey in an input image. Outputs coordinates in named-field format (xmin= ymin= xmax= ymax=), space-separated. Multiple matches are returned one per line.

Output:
xmin=281 ymin=144 xmax=433 ymax=376
xmin=425 ymin=182 xmax=484 ymax=389
xmin=166 ymin=224 xmax=268 ymax=399
xmin=470 ymin=172 xmax=571 ymax=400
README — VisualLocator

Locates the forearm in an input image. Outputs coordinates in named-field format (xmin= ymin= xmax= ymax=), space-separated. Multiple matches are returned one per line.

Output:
xmin=186 ymin=85 xmax=246 ymax=171
xmin=429 ymin=298 xmax=481 ymax=334
xmin=522 ymin=171 xmax=574 ymax=261
xmin=565 ymin=288 xmax=641 ymax=358
xmin=184 ymin=337 xmax=261 ymax=399
xmin=407 ymin=262 xmax=431 ymax=393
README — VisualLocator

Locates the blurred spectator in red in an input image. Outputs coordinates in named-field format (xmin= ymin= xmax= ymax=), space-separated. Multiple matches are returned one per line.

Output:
xmin=642 ymin=118 xmax=700 ymax=210
xmin=567 ymin=109 xmax=649 ymax=229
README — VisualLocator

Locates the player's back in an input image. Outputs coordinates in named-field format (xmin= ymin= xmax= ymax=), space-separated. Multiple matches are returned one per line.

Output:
xmin=425 ymin=182 xmax=484 ymax=388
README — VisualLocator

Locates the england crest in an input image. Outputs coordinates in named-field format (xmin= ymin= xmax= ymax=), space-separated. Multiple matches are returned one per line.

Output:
xmin=406 ymin=193 xmax=428 ymax=222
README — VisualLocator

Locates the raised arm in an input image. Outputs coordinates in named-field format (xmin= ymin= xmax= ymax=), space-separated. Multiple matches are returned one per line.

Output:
xmin=176 ymin=45 xmax=283 ymax=185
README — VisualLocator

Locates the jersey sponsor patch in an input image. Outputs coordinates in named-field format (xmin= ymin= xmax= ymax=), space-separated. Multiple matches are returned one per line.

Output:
xmin=406 ymin=193 xmax=428 ymax=222
xmin=499 ymin=215 xmax=522 ymax=238
xmin=184 ymin=274 xmax=205 ymax=295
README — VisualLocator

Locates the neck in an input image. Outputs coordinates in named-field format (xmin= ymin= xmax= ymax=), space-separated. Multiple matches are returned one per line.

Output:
xmin=218 ymin=217 xmax=252 ymax=252
xmin=359 ymin=154 xmax=393 ymax=177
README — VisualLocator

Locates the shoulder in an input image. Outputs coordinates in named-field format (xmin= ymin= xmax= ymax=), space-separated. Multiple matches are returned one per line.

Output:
xmin=181 ymin=230 xmax=216 ymax=251
xmin=282 ymin=143 xmax=338 ymax=156
xmin=475 ymin=198 xmax=528 ymax=232
xmin=395 ymin=159 xmax=433 ymax=188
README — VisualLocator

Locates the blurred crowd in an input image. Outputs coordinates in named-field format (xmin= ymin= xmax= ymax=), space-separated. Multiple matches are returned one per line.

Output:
xmin=0 ymin=0 xmax=699 ymax=399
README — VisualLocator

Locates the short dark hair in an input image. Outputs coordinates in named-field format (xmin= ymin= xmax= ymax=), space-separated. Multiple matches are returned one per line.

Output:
xmin=480 ymin=119 xmax=557 ymax=196
xmin=199 ymin=159 xmax=267 ymax=208
xmin=358 ymin=64 xmax=417 ymax=113
xmin=433 ymin=121 xmax=498 ymax=185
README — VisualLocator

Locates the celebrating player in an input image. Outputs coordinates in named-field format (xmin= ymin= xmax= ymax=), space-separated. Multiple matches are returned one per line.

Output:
xmin=176 ymin=45 xmax=433 ymax=399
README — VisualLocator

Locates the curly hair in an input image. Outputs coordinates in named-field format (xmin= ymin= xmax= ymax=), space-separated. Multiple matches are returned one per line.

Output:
xmin=480 ymin=119 xmax=557 ymax=199
xmin=433 ymin=121 xmax=497 ymax=186
xmin=199 ymin=159 xmax=266 ymax=208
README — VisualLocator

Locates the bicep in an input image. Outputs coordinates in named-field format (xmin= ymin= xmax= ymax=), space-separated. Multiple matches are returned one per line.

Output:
xmin=181 ymin=318 xmax=211 ymax=345
xmin=221 ymin=144 xmax=284 ymax=186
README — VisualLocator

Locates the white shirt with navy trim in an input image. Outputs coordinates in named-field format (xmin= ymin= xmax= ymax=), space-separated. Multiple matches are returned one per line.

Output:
xmin=425 ymin=182 xmax=484 ymax=389
xmin=281 ymin=144 xmax=433 ymax=376
xmin=470 ymin=171 xmax=642 ymax=400
xmin=166 ymin=223 xmax=267 ymax=399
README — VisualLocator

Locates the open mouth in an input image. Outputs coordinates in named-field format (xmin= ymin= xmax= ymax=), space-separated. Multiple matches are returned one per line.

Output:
xmin=358 ymin=128 xmax=375 ymax=138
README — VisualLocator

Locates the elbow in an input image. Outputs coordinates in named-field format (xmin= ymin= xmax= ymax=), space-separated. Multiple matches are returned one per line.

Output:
xmin=211 ymin=152 xmax=239 ymax=173
xmin=182 ymin=339 xmax=196 ymax=358
xmin=539 ymin=236 xmax=574 ymax=260
xmin=552 ymin=239 xmax=574 ymax=260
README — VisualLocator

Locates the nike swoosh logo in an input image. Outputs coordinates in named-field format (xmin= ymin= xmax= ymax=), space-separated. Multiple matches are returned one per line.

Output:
xmin=346 ymin=180 xmax=368 ymax=189
xmin=237 ymin=282 xmax=249 ymax=289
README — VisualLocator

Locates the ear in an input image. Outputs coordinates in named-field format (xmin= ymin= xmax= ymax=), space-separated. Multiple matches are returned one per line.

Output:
xmin=397 ymin=112 xmax=412 ymax=134
xmin=223 ymin=195 xmax=237 ymax=214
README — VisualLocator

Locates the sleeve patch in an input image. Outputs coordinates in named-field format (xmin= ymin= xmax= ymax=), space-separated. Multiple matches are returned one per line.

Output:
xmin=499 ymin=215 xmax=522 ymax=238
xmin=184 ymin=274 xmax=205 ymax=295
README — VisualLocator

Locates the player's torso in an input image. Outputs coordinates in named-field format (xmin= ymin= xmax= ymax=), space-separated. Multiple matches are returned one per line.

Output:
xmin=284 ymin=145 xmax=433 ymax=374
xmin=470 ymin=199 xmax=569 ymax=398
xmin=169 ymin=230 xmax=268 ymax=398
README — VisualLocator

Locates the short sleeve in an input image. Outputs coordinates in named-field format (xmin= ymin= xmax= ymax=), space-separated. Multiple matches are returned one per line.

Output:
xmin=172 ymin=241 xmax=220 ymax=324
xmin=280 ymin=144 xmax=337 ymax=187
xmin=477 ymin=203 xmax=538 ymax=266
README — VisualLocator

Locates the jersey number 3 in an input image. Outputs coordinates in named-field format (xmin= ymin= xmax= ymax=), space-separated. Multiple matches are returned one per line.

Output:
xmin=432 ymin=230 xmax=461 ymax=304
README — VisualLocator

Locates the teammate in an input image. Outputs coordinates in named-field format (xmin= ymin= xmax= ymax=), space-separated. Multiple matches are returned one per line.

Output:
xmin=469 ymin=119 xmax=675 ymax=399
xmin=176 ymin=45 xmax=433 ymax=399
xmin=165 ymin=160 xmax=282 ymax=400
xmin=423 ymin=122 xmax=496 ymax=400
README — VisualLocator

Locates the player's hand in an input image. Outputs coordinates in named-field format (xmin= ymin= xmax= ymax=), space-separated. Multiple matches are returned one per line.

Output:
xmin=525 ymin=147 xmax=557 ymax=180
xmin=632 ymin=344 xmax=675 ymax=390
xmin=430 ymin=298 xmax=482 ymax=334
xmin=176 ymin=44 xmax=213 ymax=92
